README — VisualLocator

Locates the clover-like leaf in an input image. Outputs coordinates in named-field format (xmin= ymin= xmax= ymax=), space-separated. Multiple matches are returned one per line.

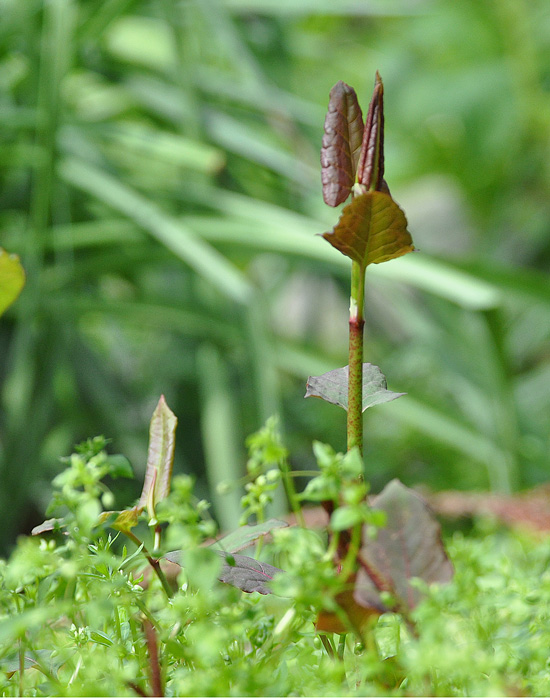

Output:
xmin=138 ymin=395 xmax=177 ymax=520
xmin=0 ymin=248 xmax=25 ymax=317
xmin=322 ymin=190 xmax=414 ymax=267
xmin=305 ymin=363 xmax=405 ymax=412
xmin=353 ymin=479 xmax=454 ymax=615
xmin=321 ymin=81 xmax=364 ymax=207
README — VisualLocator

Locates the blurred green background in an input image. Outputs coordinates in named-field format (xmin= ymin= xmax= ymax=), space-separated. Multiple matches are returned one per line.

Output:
xmin=1 ymin=0 xmax=550 ymax=554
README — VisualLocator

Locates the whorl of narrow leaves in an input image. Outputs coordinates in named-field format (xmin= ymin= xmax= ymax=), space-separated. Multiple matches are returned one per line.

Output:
xmin=321 ymin=81 xmax=364 ymax=207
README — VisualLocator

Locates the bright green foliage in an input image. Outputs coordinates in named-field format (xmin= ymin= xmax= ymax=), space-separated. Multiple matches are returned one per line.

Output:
xmin=0 ymin=249 xmax=25 ymax=318
xmin=1 ymin=438 xmax=549 ymax=696
xmin=2 ymin=0 xmax=550 ymax=552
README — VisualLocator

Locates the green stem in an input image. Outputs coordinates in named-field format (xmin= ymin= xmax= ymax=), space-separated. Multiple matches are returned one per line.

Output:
xmin=319 ymin=634 xmax=335 ymax=658
xmin=280 ymin=456 xmax=305 ymax=528
xmin=125 ymin=531 xmax=174 ymax=599
xmin=347 ymin=260 xmax=366 ymax=455
xmin=337 ymin=634 xmax=347 ymax=661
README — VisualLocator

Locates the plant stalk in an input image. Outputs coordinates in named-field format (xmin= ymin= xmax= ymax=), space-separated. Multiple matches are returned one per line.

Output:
xmin=347 ymin=260 xmax=366 ymax=455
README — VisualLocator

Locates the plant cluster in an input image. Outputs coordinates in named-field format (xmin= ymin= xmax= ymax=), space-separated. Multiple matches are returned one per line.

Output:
xmin=2 ymin=73 xmax=549 ymax=697
xmin=1 ymin=426 xmax=550 ymax=696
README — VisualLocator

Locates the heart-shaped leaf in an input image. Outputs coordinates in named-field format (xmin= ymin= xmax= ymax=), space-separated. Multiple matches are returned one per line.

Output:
xmin=0 ymin=248 xmax=25 ymax=317
xmin=321 ymin=81 xmax=364 ymax=207
xmin=138 ymin=395 xmax=177 ymax=520
xmin=305 ymin=363 xmax=405 ymax=412
xmin=353 ymin=479 xmax=454 ymax=615
xmin=322 ymin=190 xmax=414 ymax=267
xmin=164 ymin=549 xmax=283 ymax=595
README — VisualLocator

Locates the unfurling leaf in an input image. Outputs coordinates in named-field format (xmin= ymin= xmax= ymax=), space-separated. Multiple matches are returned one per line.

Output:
xmin=305 ymin=363 xmax=405 ymax=412
xmin=321 ymin=81 xmax=364 ymax=207
xmin=163 ymin=549 xmax=283 ymax=595
xmin=0 ymin=248 xmax=25 ymax=317
xmin=354 ymin=479 xmax=454 ymax=615
xmin=357 ymin=70 xmax=385 ymax=191
xmin=322 ymin=190 xmax=414 ymax=267
xmin=138 ymin=395 xmax=178 ymax=520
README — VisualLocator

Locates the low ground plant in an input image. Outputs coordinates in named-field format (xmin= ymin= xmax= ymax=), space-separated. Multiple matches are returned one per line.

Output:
xmin=1 ymin=75 xmax=549 ymax=697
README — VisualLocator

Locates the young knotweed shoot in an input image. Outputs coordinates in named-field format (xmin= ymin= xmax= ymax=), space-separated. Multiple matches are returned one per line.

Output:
xmin=304 ymin=73 xmax=452 ymax=634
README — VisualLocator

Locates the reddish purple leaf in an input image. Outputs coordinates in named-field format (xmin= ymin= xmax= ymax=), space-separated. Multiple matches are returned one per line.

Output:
xmin=357 ymin=71 xmax=385 ymax=191
xmin=215 ymin=551 xmax=283 ymax=595
xmin=163 ymin=550 xmax=283 ymax=595
xmin=321 ymin=81 xmax=364 ymax=207
xmin=353 ymin=479 xmax=454 ymax=615
xmin=322 ymin=190 xmax=414 ymax=267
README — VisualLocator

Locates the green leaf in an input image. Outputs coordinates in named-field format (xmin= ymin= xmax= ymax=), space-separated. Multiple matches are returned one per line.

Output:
xmin=98 ymin=507 xmax=141 ymax=533
xmin=305 ymin=363 xmax=405 ymax=412
xmin=322 ymin=190 xmax=414 ymax=267
xmin=0 ymin=248 xmax=25 ymax=317
xmin=105 ymin=454 xmax=134 ymax=479
xmin=321 ymin=81 xmax=364 ymax=206
xmin=138 ymin=395 xmax=178 ymax=520
xmin=354 ymin=479 xmax=454 ymax=615
xmin=330 ymin=505 xmax=364 ymax=531
xmin=212 ymin=518 xmax=289 ymax=553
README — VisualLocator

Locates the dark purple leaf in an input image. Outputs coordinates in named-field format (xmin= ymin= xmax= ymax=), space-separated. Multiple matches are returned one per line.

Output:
xmin=354 ymin=479 xmax=454 ymax=615
xmin=164 ymin=549 xmax=283 ymax=595
xmin=305 ymin=363 xmax=405 ymax=412
xmin=321 ymin=81 xmax=364 ymax=207
xmin=215 ymin=551 xmax=283 ymax=594
xmin=357 ymin=71 xmax=385 ymax=191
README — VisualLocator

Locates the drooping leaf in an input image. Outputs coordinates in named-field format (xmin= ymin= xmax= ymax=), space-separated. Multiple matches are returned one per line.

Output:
xmin=215 ymin=551 xmax=283 ymax=594
xmin=163 ymin=549 xmax=283 ymax=595
xmin=356 ymin=71 xmax=385 ymax=191
xmin=304 ymin=363 xmax=405 ymax=412
xmin=0 ymin=248 xmax=25 ymax=317
xmin=212 ymin=518 xmax=288 ymax=554
xmin=353 ymin=479 xmax=454 ymax=615
xmin=138 ymin=395 xmax=178 ymax=520
xmin=31 ymin=517 xmax=67 ymax=536
xmin=320 ymin=81 xmax=364 ymax=207
xmin=322 ymin=190 xmax=414 ymax=267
